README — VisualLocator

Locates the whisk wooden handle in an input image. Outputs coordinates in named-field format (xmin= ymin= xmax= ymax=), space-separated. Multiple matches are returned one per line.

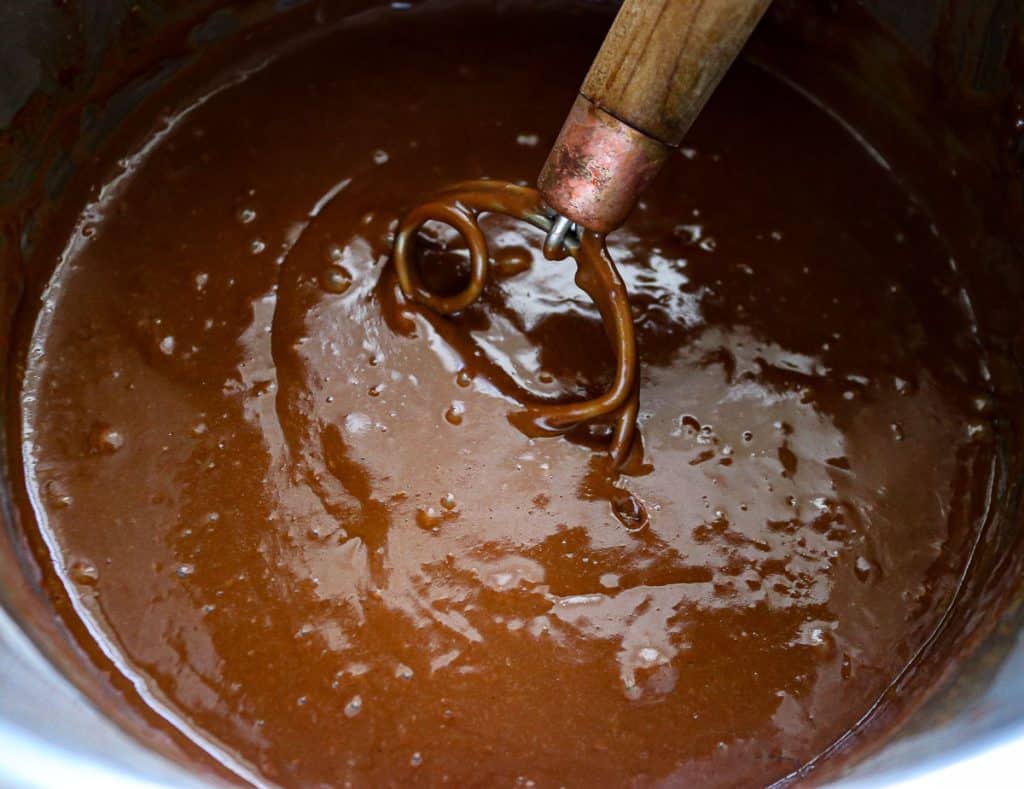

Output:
xmin=539 ymin=0 xmax=771 ymax=232
xmin=583 ymin=0 xmax=771 ymax=147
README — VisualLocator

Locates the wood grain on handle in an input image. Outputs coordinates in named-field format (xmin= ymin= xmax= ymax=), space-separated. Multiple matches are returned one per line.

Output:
xmin=582 ymin=0 xmax=771 ymax=146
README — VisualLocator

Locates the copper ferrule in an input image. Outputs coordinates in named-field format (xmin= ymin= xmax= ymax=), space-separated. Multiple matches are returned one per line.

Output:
xmin=538 ymin=94 xmax=671 ymax=234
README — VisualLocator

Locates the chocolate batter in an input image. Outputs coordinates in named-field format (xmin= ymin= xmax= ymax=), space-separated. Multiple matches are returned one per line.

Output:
xmin=15 ymin=3 xmax=999 ymax=786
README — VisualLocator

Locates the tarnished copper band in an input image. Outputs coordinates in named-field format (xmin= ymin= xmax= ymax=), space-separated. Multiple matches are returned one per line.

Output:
xmin=538 ymin=94 xmax=671 ymax=234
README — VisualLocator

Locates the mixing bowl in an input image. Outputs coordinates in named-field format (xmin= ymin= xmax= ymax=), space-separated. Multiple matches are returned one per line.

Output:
xmin=1 ymin=1 xmax=1021 ymax=785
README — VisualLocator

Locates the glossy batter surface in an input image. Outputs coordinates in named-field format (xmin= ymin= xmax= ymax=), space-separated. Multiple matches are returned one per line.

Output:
xmin=19 ymin=4 xmax=997 ymax=786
